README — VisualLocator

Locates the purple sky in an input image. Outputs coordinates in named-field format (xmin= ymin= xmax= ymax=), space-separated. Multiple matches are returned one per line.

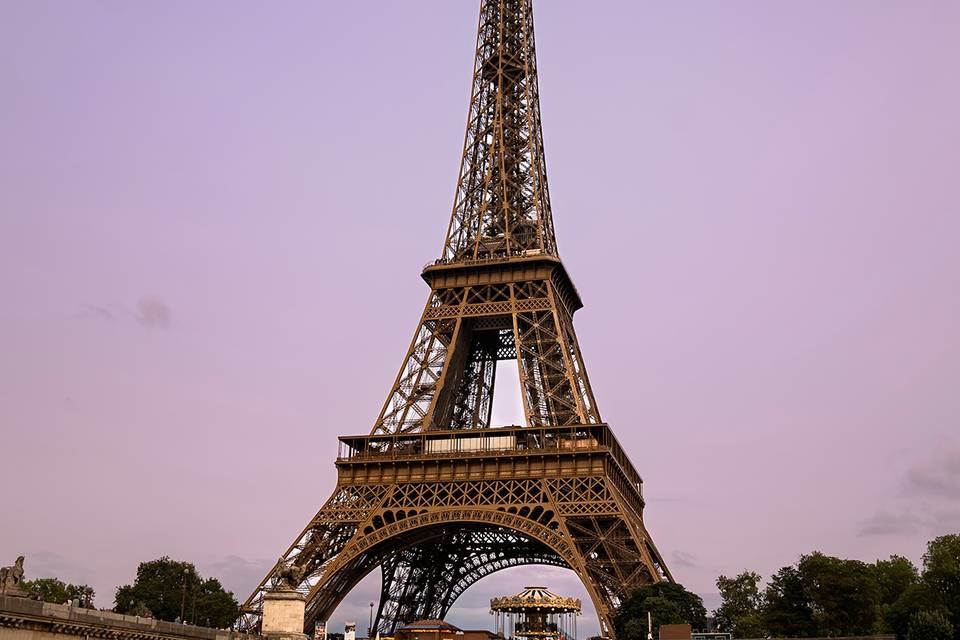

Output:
xmin=2 ymin=0 xmax=959 ymax=635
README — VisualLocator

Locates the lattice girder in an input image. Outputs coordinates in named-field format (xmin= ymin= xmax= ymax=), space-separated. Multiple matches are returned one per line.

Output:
xmin=237 ymin=446 xmax=672 ymax=638
xmin=376 ymin=528 xmax=568 ymax=633
xmin=372 ymin=269 xmax=599 ymax=437
xmin=443 ymin=0 xmax=556 ymax=262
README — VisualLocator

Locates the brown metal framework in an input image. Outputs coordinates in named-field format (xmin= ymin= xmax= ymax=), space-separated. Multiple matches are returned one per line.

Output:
xmin=237 ymin=1 xmax=671 ymax=637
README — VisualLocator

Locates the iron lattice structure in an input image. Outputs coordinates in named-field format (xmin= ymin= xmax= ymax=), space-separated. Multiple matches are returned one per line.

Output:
xmin=237 ymin=1 xmax=672 ymax=637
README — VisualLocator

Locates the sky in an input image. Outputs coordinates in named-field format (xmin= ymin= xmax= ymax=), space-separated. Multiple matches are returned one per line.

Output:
xmin=2 ymin=0 xmax=959 ymax=636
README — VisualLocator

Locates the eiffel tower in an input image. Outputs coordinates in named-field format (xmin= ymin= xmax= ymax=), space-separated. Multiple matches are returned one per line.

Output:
xmin=238 ymin=1 xmax=672 ymax=636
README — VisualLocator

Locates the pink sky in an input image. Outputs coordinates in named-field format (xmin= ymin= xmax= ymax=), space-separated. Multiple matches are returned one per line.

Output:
xmin=2 ymin=1 xmax=959 ymax=635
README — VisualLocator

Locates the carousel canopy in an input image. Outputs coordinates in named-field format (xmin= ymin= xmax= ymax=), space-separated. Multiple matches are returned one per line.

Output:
xmin=489 ymin=586 xmax=581 ymax=614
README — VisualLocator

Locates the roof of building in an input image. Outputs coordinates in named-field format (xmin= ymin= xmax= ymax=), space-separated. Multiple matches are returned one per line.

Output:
xmin=398 ymin=620 xmax=461 ymax=632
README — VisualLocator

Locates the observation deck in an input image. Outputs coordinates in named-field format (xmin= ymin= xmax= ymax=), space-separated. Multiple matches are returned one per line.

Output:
xmin=421 ymin=253 xmax=583 ymax=315
xmin=336 ymin=424 xmax=645 ymax=511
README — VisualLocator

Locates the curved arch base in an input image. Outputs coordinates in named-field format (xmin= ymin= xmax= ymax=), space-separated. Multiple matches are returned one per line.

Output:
xmin=238 ymin=469 xmax=672 ymax=639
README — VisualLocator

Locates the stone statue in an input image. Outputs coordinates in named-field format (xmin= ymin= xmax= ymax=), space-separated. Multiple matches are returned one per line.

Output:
xmin=0 ymin=555 xmax=28 ymax=597
xmin=277 ymin=563 xmax=302 ymax=589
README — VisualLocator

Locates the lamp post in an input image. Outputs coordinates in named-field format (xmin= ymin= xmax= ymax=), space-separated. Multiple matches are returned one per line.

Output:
xmin=180 ymin=568 xmax=190 ymax=623
xmin=369 ymin=602 xmax=375 ymax=639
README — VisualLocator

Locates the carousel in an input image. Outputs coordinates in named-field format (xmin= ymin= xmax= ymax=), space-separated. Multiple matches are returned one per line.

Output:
xmin=490 ymin=586 xmax=581 ymax=640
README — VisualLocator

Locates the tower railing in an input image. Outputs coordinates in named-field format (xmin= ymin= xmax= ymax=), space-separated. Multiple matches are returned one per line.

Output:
xmin=335 ymin=423 xmax=645 ymax=498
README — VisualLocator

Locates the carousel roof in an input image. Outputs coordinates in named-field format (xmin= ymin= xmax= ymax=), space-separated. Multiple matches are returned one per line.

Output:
xmin=489 ymin=586 xmax=581 ymax=613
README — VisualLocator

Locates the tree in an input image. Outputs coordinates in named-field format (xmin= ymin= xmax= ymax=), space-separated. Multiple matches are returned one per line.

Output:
xmin=114 ymin=557 xmax=239 ymax=628
xmin=907 ymin=610 xmax=954 ymax=640
xmin=115 ymin=557 xmax=199 ymax=622
xmin=621 ymin=618 xmax=648 ymax=640
xmin=21 ymin=577 xmax=95 ymax=608
xmin=614 ymin=582 xmax=707 ymax=638
xmin=922 ymin=535 xmax=960 ymax=639
xmin=193 ymin=578 xmax=241 ymax=629
xmin=760 ymin=552 xmax=881 ymax=636
xmin=873 ymin=556 xmax=921 ymax=635
xmin=763 ymin=565 xmax=816 ymax=637
xmin=714 ymin=571 xmax=764 ymax=637
xmin=888 ymin=583 xmax=941 ymax=640
xmin=798 ymin=552 xmax=880 ymax=636
xmin=875 ymin=556 xmax=920 ymax=606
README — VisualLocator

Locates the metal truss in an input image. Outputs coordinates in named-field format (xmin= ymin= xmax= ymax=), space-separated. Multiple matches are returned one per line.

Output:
xmin=238 ymin=466 xmax=672 ymax=638
xmin=375 ymin=527 xmax=567 ymax=633
xmin=371 ymin=279 xmax=600 ymax=437
xmin=237 ymin=1 xmax=671 ymax=638
xmin=443 ymin=0 xmax=556 ymax=262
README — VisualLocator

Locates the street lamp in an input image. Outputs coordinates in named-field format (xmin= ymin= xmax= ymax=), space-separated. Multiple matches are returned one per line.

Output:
xmin=180 ymin=568 xmax=190 ymax=623
xmin=369 ymin=602 xmax=375 ymax=639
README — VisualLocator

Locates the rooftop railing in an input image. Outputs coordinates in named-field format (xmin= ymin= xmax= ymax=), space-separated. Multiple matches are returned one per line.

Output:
xmin=336 ymin=423 xmax=644 ymax=495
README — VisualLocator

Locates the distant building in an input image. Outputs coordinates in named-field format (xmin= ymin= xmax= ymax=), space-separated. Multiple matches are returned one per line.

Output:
xmin=458 ymin=630 xmax=499 ymax=640
xmin=659 ymin=625 xmax=691 ymax=640
xmin=393 ymin=620 xmax=498 ymax=640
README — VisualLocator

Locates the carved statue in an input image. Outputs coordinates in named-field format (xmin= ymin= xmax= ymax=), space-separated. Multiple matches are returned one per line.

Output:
xmin=0 ymin=556 xmax=26 ymax=596
xmin=277 ymin=563 xmax=303 ymax=590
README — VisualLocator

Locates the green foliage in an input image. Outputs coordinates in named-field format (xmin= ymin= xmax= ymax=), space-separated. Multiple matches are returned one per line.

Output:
xmin=128 ymin=600 xmax=153 ymax=617
xmin=760 ymin=552 xmax=919 ymax=638
xmin=621 ymin=618 xmax=647 ymax=640
xmin=875 ymin=555 xmax=920 ymax=605
xmin=907 ymin=609 xmax=954 ymax=640
xmin=714 ymin=571 xmax=763 ymax=636
xmin=884 ymin=581 xmax=937 ymax=638
xmin=730 ymin=613 xmax=765 ymax=638
xmin=20 ymin=578 xmax=68 ymax=604
xmin=113 ymin=557 xmax=239 ymax=628
xmin=114 ymin=557 xmax=199 ymax=622
xmin=614 ymin=582 xmax=707 ymax=638
xmin=763 ymin=565 xmax=815 ymax=637
xmin=923 ymin=535 xmax=960 ymax=639
xmin=798 ymin=552 xmax=880 ymax=635
xmin=20 ymin=578 xmax=95 ymax=608
xmin=696 ymin=537 xmax=960 ymax=640
xmin=193 ymin=578 xmax=241 ymax=628
xmin=872 ymin=556 xmax=921 ymax=634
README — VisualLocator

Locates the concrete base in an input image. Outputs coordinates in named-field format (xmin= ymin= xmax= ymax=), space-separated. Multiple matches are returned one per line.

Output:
xmin=262 ymin=589 xmax=307 ymax=640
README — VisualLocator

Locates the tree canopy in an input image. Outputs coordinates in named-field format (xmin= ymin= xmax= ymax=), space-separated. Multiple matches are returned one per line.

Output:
xmin=907 ymin=609 xmax=954 ymax=640
xmin=798 ymin=552 xmax=880 ymax=635
xmin=714 ymin=571 xmax=764 ymax=637
xmin=922 ymin=535 xmax=960 ymax=639
xmin=706 ymin=535 xmax=960 ymax=640
xmin=614 ymin=581 xmax=707 ymax=639
xmin=21 ymin=577 xmax=95 ymax=608
xmin=113 ymin=557 xmax=239 ymax=629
